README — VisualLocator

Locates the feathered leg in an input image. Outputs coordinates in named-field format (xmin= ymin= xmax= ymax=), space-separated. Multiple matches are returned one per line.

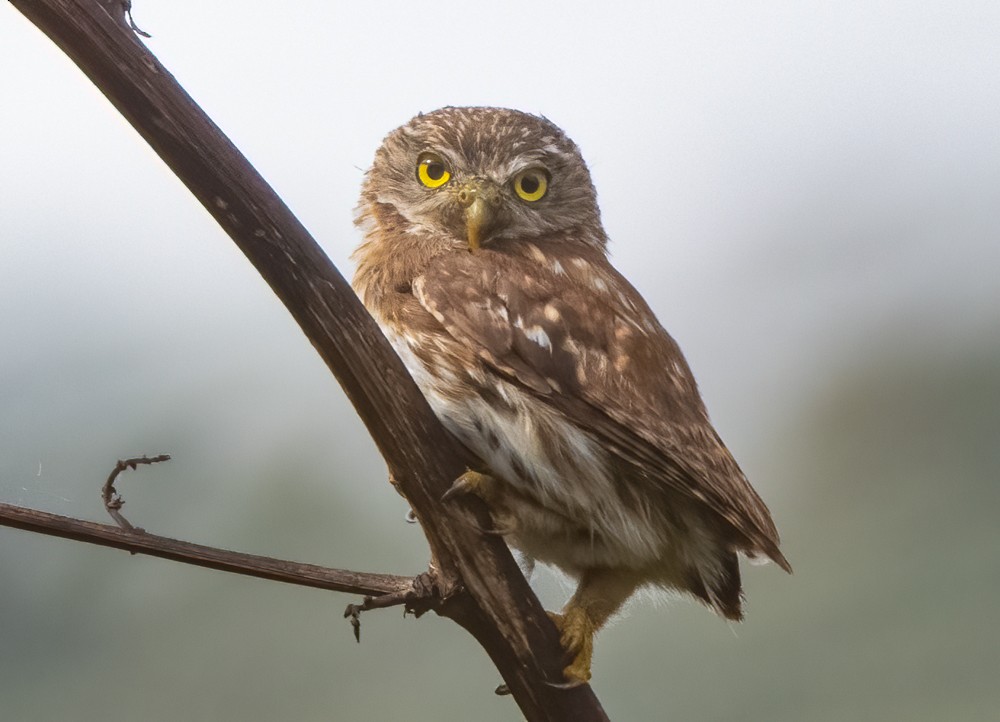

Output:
xmin=549 ymin=567 xmax=641 ymax=686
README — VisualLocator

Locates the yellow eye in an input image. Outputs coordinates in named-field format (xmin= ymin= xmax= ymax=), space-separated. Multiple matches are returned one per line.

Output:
xmin=512 ymin=168 xmax=549 ymax=202
xmin=416 ymin=152 xmax=451 ymax=188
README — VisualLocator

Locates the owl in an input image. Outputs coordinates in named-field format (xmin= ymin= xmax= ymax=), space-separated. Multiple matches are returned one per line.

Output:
xmin=352 ymin=107 xmax=790 ymax=685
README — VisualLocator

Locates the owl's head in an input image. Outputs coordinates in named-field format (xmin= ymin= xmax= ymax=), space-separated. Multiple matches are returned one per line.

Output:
xmin=358 ymin=107 xmax=605 ymax=252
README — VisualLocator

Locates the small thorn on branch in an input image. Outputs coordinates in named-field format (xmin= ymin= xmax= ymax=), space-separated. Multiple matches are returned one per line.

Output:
xmin=343 ymin=571 xmax=440 ymax=643
xmin=101 ymin=454 xmax=171 ymax=532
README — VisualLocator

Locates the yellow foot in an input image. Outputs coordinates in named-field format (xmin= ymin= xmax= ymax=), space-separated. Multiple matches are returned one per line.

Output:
xmin=547 ymin=607 xmax=595 ymax=687
xmin=441 ymin=470 xmax=494 ymax=503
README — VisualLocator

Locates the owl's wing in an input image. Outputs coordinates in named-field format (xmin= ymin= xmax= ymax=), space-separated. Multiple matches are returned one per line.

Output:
xmin=413 ymin=248 xmax=790 ymax=571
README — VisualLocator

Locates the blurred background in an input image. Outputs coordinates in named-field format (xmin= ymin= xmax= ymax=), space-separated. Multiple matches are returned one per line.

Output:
xmin=1 ymin=1 xmax=997 ymax=720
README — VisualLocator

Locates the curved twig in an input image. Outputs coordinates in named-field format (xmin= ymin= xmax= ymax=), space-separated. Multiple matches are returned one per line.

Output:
xmin=100 ymin=454 xmax=171 ymax=531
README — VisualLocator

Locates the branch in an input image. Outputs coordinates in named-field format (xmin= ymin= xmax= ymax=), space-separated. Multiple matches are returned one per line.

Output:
xmin=6 ymin=2 xmax=609 ymax=719
xmin=0 ymin=501 xmax=412 ymax=598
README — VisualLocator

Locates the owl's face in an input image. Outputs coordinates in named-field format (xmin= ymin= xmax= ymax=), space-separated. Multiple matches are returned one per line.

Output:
xmin=360 ymin=107 xmax=605 ymax=251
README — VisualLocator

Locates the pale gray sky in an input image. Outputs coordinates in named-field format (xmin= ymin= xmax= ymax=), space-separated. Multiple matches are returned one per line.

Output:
xmin=3 ymin=1 xmax=998 ymax=428
xmin=2 ymin=3 xmax=999 ymax=720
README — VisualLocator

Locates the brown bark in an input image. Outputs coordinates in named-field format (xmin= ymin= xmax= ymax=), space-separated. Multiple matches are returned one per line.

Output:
xmin=4 ymin=1 xmax=609 ymax=719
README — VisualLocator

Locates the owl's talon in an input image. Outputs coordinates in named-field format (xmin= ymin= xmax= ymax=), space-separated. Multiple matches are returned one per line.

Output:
xmin=441 ymin=470 xmax=493 ymax=503
xmin=547 ymin=607 xmax=595 ymax=685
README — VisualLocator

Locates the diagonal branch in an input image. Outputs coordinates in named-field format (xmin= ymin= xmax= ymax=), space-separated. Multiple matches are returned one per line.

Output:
xmin=6 ymin=2 xmax=609 ymax=720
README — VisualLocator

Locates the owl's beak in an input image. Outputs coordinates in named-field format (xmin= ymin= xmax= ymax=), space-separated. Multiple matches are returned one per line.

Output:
xmin=457 ymin=181 xmax=497 ymax=252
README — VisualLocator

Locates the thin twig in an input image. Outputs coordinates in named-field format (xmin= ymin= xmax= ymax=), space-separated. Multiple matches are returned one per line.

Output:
xmin=101 ymin=454 xmax=171 ymax=531
xmin=0 ymin=501 xmax=412 ymax=597
xmin=122 ymin=0 xmax=150 ymax=37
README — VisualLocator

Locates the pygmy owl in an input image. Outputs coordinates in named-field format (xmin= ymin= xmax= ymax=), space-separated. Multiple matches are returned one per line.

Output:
xmin=352 ymin=106 xmax=790 ymax=685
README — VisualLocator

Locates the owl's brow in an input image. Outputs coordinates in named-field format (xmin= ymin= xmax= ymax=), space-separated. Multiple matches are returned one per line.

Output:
xmin=495 ymin=148 xmax=566 ymax=179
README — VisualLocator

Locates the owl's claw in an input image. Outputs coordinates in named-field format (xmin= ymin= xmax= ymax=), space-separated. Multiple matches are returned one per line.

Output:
xmin=441 ymin=469 xmax=493 ymax=503
xmin=547 ymin=607 xmax=595 ymax=686
xmin=441 ymin=470 xmax=518 ymax=537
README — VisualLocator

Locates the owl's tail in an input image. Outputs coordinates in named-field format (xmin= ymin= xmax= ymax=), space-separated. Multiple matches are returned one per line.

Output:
xmin=687 ymin=551 xmax=744 ymax=621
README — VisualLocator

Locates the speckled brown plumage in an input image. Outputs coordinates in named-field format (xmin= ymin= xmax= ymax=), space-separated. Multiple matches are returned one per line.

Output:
xmin=352 ymin=107 xmax=790 ymax=684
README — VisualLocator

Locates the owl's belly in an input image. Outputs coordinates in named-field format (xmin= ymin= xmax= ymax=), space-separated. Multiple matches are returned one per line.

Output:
xmin=386 ymin=330 xmax=668 ymax=573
